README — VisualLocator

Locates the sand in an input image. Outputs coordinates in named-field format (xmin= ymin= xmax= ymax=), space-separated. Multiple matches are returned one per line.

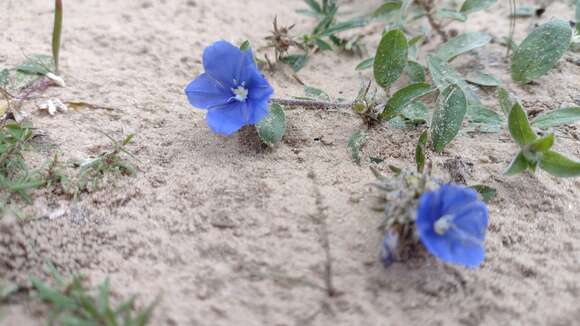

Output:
xmin=1 ymin=0 xmax=580 ymax=325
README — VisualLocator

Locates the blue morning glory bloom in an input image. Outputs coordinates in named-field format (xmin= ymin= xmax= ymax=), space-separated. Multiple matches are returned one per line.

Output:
xmin=185 ymin=40 xmax=274 ymax=136
xmin=416 ymin=184 xmax=488 ymax=268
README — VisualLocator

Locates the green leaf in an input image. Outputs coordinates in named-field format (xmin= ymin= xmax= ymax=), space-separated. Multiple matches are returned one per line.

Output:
xmin=404 ymin=60 xmax=426 ymax=83
xmin=347 ymin=130 xmax=368 ymax=164
xmin=280 ymin=54 xmax=308 ymax=72
xmin=436 ymin=9 xmax=467 ymax=22
xmin=531 ymin=107 xmax=580 ymax=129
xmin=415 ymin=130 xmax=428 ymax=173
xmin=460 ymin=0 xmax=497 ymax=14
xmin=16 ymin=54 xmax=55 ymax=75
xmin=256 ymin=104 xmax=286 ymax=146
xmin=372 ymin=2 xmax=402 ymax=18
xmin=401 ymin=101 xmax=429 ymax=123
xmin=239 ymin=40 xmax=251 ymax=51
xmin=497 ymin=87 xmax=514 ymax=118
xmin=304 ymin=86 xmax=330 ymax=101
xmin=426 ymin=55 xmax=480 ymax=105
xmin=511 ymin=20 xmax=572 ymax=84
xmin=504 ymin=151 xmax=530 ymax=176
xmin=529 ymin=133 xmax=555 ymax=153
xmin=508 ymin=102 xmax=537 ymax=147
xmin=30 ymin=277 xmax=77 ymax=310
xmin=304 ymin=0 xmax=322 ymax=13
xmin=470 ymin=184 xmax=497 ymax=203
xmin=320 ymin=18 xmax=368 ymax=36
xmin=0 ymin=69 xmax=8 ymax=86
xmin=467 ymin=105 xmax=503 ymax=125
xmin=540 ymin=151 xmax=580 ymax=177
xmin=381 ymin=83 xmax=433 ymax=121
xmin=355 ymin=57 xmax=374 ymax=70
xmin=373 ymin=29 xmax=408 ymax=88
xmin=431 ymin=85 xmax=468 ymax=152
xmin=314 ymin=38 xmax=333 ymax=50
xmin=435 ymin=32 xmax=491 ymax=61
xmin=465 ymin=70 xmax=500 ymax=87
xmin=52 ymin=0 xmax=63 ymax=73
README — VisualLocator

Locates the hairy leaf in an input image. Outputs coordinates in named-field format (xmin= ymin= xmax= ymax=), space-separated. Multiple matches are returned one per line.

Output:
xmin=374 ymin=29 xmax=408 ymax=88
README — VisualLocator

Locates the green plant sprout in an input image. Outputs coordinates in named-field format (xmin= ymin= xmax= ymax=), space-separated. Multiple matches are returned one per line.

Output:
xmin=505 ymin=102 xmax=580 ymax=177
xmin=30 ymin=264 xmax=157 ymax=326
xmin=75 ymin=133 xmax=138 ymax=195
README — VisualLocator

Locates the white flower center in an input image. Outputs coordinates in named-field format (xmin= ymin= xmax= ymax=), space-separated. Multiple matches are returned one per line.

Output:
xmin=232 ymin=84 xmax=248 ymax=102
xmin=434 ymin=214 xmax=454 ymax=235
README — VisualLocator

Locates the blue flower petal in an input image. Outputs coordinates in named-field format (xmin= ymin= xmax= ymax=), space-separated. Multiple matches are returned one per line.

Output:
xmin=185 ymin=73 xmax=232 ymax=109
xmin=452 ymin=201 xmax=488 ymax=242
xmin=203 ymin=41 xmax=245 ymax=88
xmin=206 ymin=101 xmax=249 ymax=136
xmin=416 ymin=190 xmax=442 ymax=226
xmin=440 ymin=184 xmax=478 ymax=215
xmin=247 ymin=70 xmax=274 ymax=102
xmin=246 ymin=97 xmax=270 ymax=125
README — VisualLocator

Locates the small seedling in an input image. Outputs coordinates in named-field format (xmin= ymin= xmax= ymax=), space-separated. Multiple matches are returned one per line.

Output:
xmin=30 ymin=264 xmax=157 ymax=326
xmin=505 ymin=102 xmax=580 ymax=178
xmin=0 ymin=121 xmax=44 ymax=208
xmin=75 ymin=133 xmax=138 ymax=194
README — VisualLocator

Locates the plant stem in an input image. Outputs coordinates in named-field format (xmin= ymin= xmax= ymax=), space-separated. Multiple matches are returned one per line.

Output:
xmin=270 ymin=98 xmax=352 ymax=110
xmin=52 ymin=0 xmax=63 ymax=73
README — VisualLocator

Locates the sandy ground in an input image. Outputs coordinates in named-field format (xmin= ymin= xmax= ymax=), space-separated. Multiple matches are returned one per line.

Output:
xmin=1 ymin=0 xmax=580 ymax=325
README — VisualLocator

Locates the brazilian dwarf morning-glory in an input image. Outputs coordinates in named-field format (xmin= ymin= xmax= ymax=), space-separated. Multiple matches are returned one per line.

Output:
xmin=185 ymin=40 xmax=274 ymax=136
xmin=416 ymin=184 xmax=489 ymax=268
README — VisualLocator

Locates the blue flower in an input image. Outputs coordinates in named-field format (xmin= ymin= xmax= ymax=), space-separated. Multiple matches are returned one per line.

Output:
xmin=416 ymin=184 xmax=488 ymax=268
xmin=185 ymin=41 xmax=274 ymax=136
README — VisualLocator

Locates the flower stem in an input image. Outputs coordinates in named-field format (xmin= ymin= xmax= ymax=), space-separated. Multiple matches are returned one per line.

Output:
xmin=270 ymin=98 xmax=352 ymax=110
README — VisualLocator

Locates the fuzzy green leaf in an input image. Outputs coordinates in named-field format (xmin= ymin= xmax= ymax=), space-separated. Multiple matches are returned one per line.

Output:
xmin=540 ymin=151 xmax=580 ymax=177
xmin=347 ymin=130 xmax=368 ymax=165
xmin=497 ymin=87 xmax=513 ymax=118
xmin=436 ymin=32 xmax=491 ymax=62
xmin=508 ymin=102 xmax=537 ymax=147
xmin=256 ymin=104 xmax=286 ymax=146
xmin=381 ymin=83 xmax=433 ymax=121
xmin=465 ymin=70 xmax=500 ymax=87
xmin=426 ymin=55 xmax=480 ymax=105
xmin=372 ymin=2 xmax=402 ymax=18
xmin=16 ymin=54 xmax=55 ymax=75
xmin=374 ymin=29 xmax=408 ymax=88
xmin=460 ymin=0 xmax=497 ymax=14
xmin=467 ymin=105 xmax=503 ymax=125
xmin=415 ymin=130 xmax=428 ymax=173
xmin=504 ymin=151 xmax=530 ymax=176
xmin=511 ymin=20 xmax=572 ymax=84
xmin=0 ymin=69 xmax=8 ymax=86
xmin=529 ymin=134 xmax=555 ymax=153
xmin=436 ymin=9 xmax=467 ymax=22
xmin=431 ymin=85 xmax=467 ymax=152
xmin=531 ymin=107 xmax=580 ymax=129
xmin=356 ymin=57 xmax=374 ymax=70
xmin=404 ymin=61 xmax=426 ymax=83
